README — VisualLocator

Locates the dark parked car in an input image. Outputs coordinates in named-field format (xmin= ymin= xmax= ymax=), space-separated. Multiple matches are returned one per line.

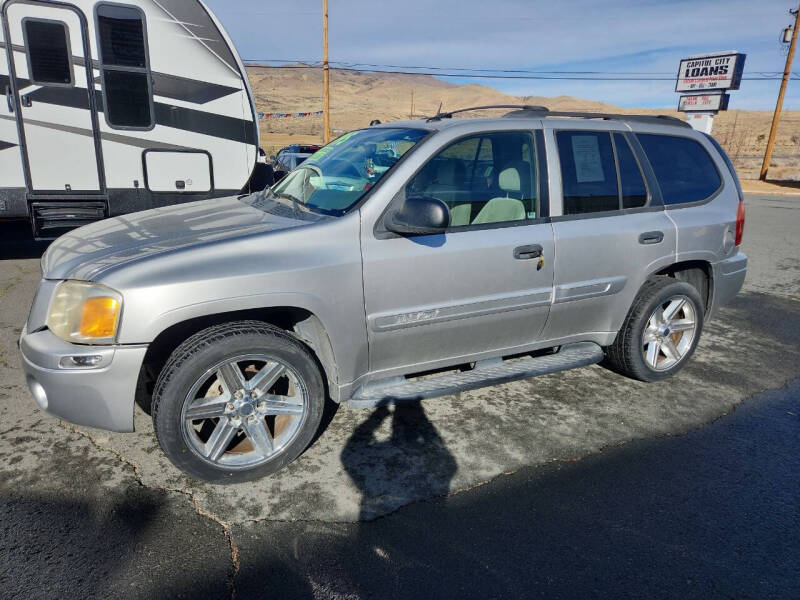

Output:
xmin=271 ymin=145 xmax=321 ymax=181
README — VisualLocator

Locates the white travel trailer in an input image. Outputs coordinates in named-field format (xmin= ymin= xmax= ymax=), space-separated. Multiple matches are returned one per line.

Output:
xmin=1 ymin=0 xmax=261 ymax=238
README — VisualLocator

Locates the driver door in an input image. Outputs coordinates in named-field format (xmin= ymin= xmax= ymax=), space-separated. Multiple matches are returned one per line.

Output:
xmin=361 ymin=129 xmax=555 ymax=376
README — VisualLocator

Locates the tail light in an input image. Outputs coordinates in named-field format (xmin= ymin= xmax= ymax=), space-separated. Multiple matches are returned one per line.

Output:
xmin=735 ymin=200 xmax=745 ymax=246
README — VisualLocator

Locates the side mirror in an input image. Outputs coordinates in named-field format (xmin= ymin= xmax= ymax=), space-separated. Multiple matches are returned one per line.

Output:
xmin=386 ymin=196 xmax=450 ymax=236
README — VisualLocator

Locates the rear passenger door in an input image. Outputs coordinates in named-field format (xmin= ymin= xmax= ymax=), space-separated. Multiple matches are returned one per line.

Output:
xmin=542 ymin=127 xmax=677 ymax=342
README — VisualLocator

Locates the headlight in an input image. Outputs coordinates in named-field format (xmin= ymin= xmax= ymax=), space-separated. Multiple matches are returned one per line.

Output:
xmin=46 ymin=281 xmax=123 ymax=344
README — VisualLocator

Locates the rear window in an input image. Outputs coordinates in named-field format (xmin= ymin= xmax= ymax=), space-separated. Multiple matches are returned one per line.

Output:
xmin=637 ymin=134 xmax=721 ymax=205
xmin=704 ymin=133 xmax=743 ymax=201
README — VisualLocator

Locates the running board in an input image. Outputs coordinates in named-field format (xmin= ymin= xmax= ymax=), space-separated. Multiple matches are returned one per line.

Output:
xmin=347 ymin=342 xmax=604 ymax=409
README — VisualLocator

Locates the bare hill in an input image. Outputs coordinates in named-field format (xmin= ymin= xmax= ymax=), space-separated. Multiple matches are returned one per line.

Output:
xmin=248 ymin=66 xmax=800 ymax=180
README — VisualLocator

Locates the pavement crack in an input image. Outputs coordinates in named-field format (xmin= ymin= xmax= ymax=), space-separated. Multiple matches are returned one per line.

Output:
xmin=189 ymin=495 xmax=241 ymax=598
xmin=56 ymin=421 xmax=240 ymax=599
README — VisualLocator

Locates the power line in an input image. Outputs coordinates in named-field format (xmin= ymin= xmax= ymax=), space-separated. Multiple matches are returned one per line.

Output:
xmin=243 ymin=60 xmax=797 ymax=80
xmin=330 ymin=61 xmax=680 ymax=75
xmin=244 ymin=62 xmax=798 ymax=81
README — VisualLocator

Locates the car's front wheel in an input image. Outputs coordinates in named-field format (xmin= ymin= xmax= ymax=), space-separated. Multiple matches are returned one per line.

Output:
xmin=152 ymin=321 xmax=325 ymax=483
xmin=605 ymin=277 xmax=705 ymax=382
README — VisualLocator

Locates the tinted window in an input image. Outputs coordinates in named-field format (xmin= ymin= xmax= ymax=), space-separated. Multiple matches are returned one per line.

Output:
xmin=103 ymin=70 xmax=151 ymax=128
xmin=97 ymin=6 xmax=146 ymax=67
xmin=24 ymin=20 xmax=72 ymax=85
xmin=704 ymin=133 xmax=742 ymax=201
xmin=557 ymin=131 xmax=618 ymax=215
xmin=408 ymin=131 xmax=538 ymax=227
xmin=96 ymin=4 xmax=152 ymax=129
xmin=614 ymin=134 xmax=648 ymax=208
xmin=637 ymin=134 xmax=721 ymax=205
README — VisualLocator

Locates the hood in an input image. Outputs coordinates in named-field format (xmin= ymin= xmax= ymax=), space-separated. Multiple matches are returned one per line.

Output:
xmin=41 ymin=195 xmax=319 ymax=281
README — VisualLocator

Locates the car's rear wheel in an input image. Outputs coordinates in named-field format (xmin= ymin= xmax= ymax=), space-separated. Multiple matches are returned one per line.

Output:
xmin=605 ymin=277 xmax=704 ymax=382
xmin=152 ymin=321 xmax=325 ymax=483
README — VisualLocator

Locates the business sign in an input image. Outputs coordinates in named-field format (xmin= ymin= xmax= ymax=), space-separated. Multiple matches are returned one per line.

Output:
xmin=678 ymin=93 xmax=730 ymax=112
xmin=675 ymin=52 xmax=746 ymax=92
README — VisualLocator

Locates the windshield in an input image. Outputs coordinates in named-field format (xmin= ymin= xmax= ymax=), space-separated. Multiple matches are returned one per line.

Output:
xmin=267 ymin=127 xmax=428 ymax=215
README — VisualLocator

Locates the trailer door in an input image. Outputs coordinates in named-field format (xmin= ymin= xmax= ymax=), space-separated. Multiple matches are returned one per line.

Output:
xmin=3 ymin=2 xmax=102 ymax=193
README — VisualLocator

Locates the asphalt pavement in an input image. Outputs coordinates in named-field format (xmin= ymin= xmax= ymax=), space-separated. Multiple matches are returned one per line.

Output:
xmin=0 ymin=192 xmax=798 ymax=599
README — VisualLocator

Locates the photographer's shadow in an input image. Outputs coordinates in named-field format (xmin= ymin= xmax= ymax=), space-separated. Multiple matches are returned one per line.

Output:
xmin=341 ymin=401 xmax=457 ymax=521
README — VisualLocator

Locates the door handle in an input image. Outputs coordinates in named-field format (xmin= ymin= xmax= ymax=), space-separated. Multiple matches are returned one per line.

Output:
xmin=5 ymin=86 xmax=13 ymax=113
xmin=513 ymin=244 xmax=543 ymax=260
xmin=639 ymin=231 xmax=664 ymax=245
xmin=20 ymin=94 xmax=32 ymax=108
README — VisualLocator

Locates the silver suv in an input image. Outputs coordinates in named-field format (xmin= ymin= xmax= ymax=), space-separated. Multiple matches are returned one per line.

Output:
xmin=19 ymin=106 xmax=747 ymax=483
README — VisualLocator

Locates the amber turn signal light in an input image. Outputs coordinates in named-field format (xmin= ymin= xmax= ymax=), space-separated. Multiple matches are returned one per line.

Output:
xmin=79 ymin=297 xmax=120 ymax=338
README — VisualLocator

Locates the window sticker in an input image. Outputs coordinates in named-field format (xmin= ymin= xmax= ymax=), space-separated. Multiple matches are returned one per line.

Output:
xmin=571 ymin=135 xmax=605 ymax=183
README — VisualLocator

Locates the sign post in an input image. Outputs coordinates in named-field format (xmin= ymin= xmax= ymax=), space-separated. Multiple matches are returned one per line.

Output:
xmin=676 ymin=51 xmax=745 ymax=133
xmin=685 ymin=113 xmax=715 ymax=134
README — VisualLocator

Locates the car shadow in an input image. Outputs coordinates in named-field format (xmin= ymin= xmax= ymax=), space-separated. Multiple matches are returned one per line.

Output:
xmin=341 ymin=401 xmax=457 ymax=522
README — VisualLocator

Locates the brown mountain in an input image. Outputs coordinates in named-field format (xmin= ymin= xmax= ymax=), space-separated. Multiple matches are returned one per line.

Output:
xmin=248 ymin=66 xmax=800 ymax=180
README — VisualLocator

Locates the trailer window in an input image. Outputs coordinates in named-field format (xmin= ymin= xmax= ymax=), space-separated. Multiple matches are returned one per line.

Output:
xmin=23 ymin=20 xmax=73 ymax=86
xmin=96 ymin=4 xmax=152 ymax=129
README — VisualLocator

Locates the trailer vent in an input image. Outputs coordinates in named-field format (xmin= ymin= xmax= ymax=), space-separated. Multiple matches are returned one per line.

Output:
xmin=29 ymin=201 xmax=107 ymax=240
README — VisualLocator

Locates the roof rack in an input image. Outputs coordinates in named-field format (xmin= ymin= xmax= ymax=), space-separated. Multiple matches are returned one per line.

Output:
xmin=503 ymin=108 xmax=691 ymax=129
xmin=426 ymin=104 xmax=549 ymax=122
xmin=424 ymin=105 xmax=691 ymax=129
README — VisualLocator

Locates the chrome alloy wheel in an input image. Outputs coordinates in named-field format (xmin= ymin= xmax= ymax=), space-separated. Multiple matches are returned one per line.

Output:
xmin=181 ymin=354 xmax=308 ymax=469
xmin=642 ymin=295 xmax=698 ymax=372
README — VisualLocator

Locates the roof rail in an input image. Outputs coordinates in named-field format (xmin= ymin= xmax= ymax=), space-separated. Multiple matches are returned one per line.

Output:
xmin=503 ymin=108 xmax=692 ymax=129
xmin=426 ymin=104 xmax=550 ymax=122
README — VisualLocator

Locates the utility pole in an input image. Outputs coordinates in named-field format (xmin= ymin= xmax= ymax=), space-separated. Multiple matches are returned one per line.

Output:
xmin=760 ymin=4 xmax=799 ymax=180
xmin=322 ymin=0 xmax=331 ymax=144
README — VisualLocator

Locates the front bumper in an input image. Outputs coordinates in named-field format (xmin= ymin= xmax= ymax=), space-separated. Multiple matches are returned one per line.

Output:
xmin=19 ymin=325 xmax=148 ymax=432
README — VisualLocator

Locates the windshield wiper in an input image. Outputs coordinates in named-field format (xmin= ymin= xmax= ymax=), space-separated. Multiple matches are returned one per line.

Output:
xmin=276 ymin=193 xmax=302 ymax=214
xmin=276 ymin=193 xmax=328 ymax=217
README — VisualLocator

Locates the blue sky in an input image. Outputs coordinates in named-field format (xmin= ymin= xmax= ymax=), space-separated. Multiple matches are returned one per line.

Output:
xmin=205 ymin=0 xmax=799 ymax=110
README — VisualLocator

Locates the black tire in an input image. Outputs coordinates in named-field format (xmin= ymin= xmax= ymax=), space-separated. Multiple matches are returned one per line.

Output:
xmin=605 ymin=277 xmax=705 ymax=382
xmin=152 ymin=321 xmax=325 ymax=483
